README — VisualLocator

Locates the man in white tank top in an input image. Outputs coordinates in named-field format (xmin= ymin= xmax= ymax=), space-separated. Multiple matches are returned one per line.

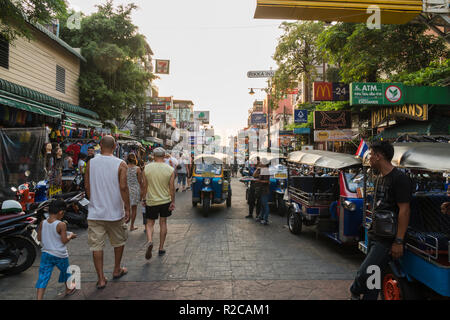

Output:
xmin=85 ymin=135 xmax=130 ymax=289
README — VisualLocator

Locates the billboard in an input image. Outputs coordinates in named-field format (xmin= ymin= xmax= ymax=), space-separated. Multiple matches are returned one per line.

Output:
xmin=313 ymin=82 xmax=332 ymax=101
xmin=149 ymin=112 xmax=166 ymax=124
xmin=314 ymin=111 xmax=351 ymax=130
xmin=194 ymin=111 xmax=210 ymax=124
xmin=251 ymin=113 xmax=267 ymax=125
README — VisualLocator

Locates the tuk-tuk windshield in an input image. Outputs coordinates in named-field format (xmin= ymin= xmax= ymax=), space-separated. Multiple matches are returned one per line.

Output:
xmin=344 ymin=172 xmax=364 ymax=193
xmin=195 ymin=163 xmax=222 ymax=175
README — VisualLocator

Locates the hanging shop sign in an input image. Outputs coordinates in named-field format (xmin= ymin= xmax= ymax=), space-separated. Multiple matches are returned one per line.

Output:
xmin=314 ymin=130 xmax=353 ymax=142
xmin=350 ymin=83 xmax=404 ymax=105
xmin=332 ymin=83 xmax=350 ymax=101
xmin=149 ymin=112 xmax=166 ymax=124
xmin=251 ymin=113 xmax=267 ymax=125
xmin=294 ymin=127 xmax=311 ymax=134
xmin=371 ymin=104 xmax=429 ymax=128
xmin=247 ymin=70 xmax=276 ymax=78
xmin=294 ymin=109 xmax=308 ymax=123
xmin=314 ymin=111 xmax=351 ymax=130
xmin=155 ymin=60 xmax=170 ymax=74
xmin=313 ymin=82 xmax=350 ymax=101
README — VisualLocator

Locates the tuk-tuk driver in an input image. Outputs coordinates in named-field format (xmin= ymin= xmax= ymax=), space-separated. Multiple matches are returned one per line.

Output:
xmin=350 ymin=140 xmax=412 ymax=300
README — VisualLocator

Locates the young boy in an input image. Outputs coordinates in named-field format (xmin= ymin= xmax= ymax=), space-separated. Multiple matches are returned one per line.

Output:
xmin=36 ymin=199 xmax=77 ymax=300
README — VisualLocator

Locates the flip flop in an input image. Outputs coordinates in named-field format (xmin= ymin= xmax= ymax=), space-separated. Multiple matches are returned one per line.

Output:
xmin=145 ymin=243 xmax=153 ymax=260
xmin=113 ymin=267 xmax=128 ymax=280
xmin=96 ymin=278 xmax=108 ymax=289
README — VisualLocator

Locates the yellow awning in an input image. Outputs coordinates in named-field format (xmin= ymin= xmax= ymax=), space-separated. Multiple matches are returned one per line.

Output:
xmin=254 ymin=0 xmax=422 ymax=24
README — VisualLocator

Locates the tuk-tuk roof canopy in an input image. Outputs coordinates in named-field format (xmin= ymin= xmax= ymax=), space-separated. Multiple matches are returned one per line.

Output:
xmin=288 ymin=150 xmax=362 ymax=169
xmin=391 ymin=143 xmax=450 ymax=172
xmin=194 ymin=153 xmax=230 ymax=164
xmin=249 ymin=151 xmax=286 ymax=164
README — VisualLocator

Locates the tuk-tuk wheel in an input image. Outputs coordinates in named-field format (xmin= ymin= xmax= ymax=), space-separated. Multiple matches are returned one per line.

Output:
xmin=381 ymin=267 xmax=422 ymax=300
xmin=226 ymin=193 xmax=231 ymax=208
xmin=202 ymin=198 xmax=211 ymax=216
xmin=287 ymin=207 xmax=302 ymax=235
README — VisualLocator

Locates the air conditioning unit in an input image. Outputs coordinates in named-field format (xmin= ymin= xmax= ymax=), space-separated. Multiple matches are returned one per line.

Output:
xmin=423 ymin=0 xmax=450 ymax=13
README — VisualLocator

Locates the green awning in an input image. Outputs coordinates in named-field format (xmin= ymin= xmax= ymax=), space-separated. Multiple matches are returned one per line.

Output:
xmin=0 ymin=95 xmax=61 ymax=118
xmin=380 ymin=116 xmax=450 ymax=139
xmin=65 ymin=112 xmax=103 ymax=128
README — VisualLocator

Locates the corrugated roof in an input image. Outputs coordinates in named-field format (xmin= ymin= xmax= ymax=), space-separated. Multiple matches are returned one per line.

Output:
xmin=31 ymin=22 xmax=86 ymax=63
xmin=0 ymin=78 xmax=99 ymax=119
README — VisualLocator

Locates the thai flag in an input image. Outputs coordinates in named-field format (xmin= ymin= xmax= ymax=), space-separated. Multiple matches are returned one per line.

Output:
xmin=355 ymin=139 xmax=369 ymax=158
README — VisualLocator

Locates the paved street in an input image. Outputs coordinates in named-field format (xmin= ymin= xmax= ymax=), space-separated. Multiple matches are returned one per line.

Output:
xmin=0 ymin=178 xmax=365 ymax=300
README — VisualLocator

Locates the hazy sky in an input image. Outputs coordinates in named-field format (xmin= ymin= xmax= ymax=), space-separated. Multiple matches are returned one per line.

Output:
xmin=68 ymin=0 xmax=286 ymax=139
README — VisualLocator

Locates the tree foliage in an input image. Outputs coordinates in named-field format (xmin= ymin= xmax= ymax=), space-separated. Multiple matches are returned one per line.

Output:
xmin=272 ymin=21 xmax=325 ymax=104
xmin=317 ymin=22 xmax=448 ymax=83
xmin=0 ymin=0 xmax=67 ymax=41
xmin=60 ymin=1 xmax=155 ymax=120
xmin=391 ymin=58 xmax=450 ymax=86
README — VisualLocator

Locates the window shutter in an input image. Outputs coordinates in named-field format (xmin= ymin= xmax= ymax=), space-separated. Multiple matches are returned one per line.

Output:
xmin=0 ymin=35 xmax=9 ymax=69
xmin=56 ymin=65 xmax=66 ymax=93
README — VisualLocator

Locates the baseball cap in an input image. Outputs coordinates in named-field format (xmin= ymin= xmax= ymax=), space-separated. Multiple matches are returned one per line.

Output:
xmin=153 ymin=147 xmax=166 ymax=157
xmin=49 ymin=199 xmax=67 ymax=214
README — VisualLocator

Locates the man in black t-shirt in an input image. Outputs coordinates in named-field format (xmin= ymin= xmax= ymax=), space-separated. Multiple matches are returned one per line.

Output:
xmin=350 ymin=140 xmax=412 ymax=300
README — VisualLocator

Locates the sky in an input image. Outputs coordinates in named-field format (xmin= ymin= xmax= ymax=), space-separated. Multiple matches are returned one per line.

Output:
xmin=67 ymin=0 xmax=286 ymax=141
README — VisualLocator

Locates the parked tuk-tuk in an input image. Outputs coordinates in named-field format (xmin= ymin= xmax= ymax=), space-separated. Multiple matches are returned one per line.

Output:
xmin=191 ymin=153 xmax=232 ymax=216
xmin=242 ymin=152 xmax=288 ymax=216
xmin=359 ymin=143 xmax=450 ymax=299
xmin=286 ymin=150 xmax=365 ymax=245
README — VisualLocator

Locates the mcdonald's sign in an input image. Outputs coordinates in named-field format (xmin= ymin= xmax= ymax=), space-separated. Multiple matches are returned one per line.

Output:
xmin=313 ymin=82 xmax=332 ymax=101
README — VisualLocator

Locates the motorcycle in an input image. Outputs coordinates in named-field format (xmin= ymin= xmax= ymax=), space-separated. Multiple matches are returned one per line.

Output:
xmin=0 ymin=200 xmax=39 ymax=275
xmin=59 ymin=192 xmax=89 ymax=229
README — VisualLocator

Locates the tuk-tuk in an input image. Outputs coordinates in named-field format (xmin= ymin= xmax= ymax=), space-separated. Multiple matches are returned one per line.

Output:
xmin=192 ymin=153 xmax=232 ymax=216
xmin=359 ymin=143 xmax=450 ymax=299
xmin=286 ymin=150 xmax=365 ymax=244
xmin=241 ymin=152 xmax=288 ymax=216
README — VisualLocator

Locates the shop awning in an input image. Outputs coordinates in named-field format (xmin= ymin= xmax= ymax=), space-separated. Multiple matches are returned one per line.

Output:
xmin=0 ymin=94 xmax=61 ymax=118
xmin=254 ymin=0 xmax=422 ymax=24
xmin=380 ymin=116 xmax=450 ymax=139
xmin=65 ymin=112 xmax=103 ymax=128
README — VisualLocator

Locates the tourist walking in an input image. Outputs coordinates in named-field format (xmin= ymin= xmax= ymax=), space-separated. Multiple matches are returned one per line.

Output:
xmin=176 ymin=153 xmax=188 ymax=192
xmin=127 ymin=153 xmax=144 ymax=231
xmin=142 ymin=147 xmax=176 ymax=259
xmin=85 ymin=136 xmax=130 ymax=289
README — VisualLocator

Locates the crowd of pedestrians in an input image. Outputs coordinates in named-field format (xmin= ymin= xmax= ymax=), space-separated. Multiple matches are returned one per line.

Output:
xmin=35 ymin=136 xmax=190 ymax=299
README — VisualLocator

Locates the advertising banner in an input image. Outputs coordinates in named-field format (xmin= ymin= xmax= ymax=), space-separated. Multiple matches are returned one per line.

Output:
xmin=314 ymin=111 xmax=351 ymax=130
xmin=314 ymin=130 xmax=353 ymax=142
xmin=294 ymin=127 xmax=311 ymax=134
xmin=251 ymin=113 xmax=267 ymax=125
xmin=332 ymin=83 xmax=350 ymax=101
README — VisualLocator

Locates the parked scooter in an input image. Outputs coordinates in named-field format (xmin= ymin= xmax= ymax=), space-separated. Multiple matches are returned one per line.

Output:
xmin=59 ymin=192 xmax=89 ymax=229
xmin=0 ymin=200 xmax=38 ymax=275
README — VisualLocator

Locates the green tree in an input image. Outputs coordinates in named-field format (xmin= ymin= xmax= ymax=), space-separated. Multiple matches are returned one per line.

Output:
xmin=272 ymin=21 xmax=325 ymax=104
xmin=0 ymin=0 xmax=67 ymax=41
xmin=391 ymin=58 xmax=450 ymax=86
xmin=59 ymin=1 xmax=155 ymax=120
xmin=317 ymin=22 xmax=448 ymax=83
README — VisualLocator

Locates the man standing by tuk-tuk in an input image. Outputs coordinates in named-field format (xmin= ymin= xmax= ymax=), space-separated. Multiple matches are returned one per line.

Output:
xmin=350 ymin=140 xmax=412 ymax=300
